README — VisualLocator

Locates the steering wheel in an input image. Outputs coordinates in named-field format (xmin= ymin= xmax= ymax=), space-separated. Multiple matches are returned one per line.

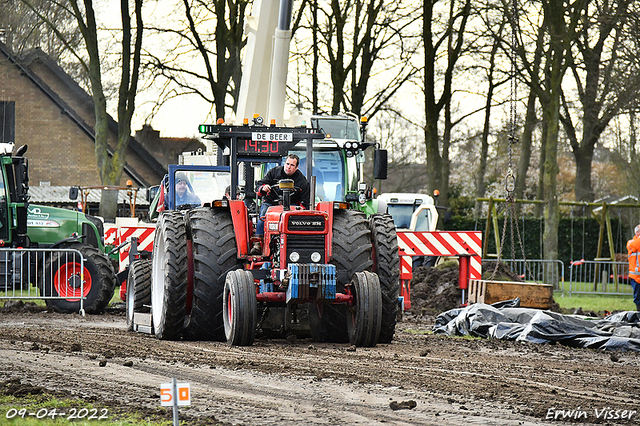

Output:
xmin=270 ymin=183 xmax=302 ymax=204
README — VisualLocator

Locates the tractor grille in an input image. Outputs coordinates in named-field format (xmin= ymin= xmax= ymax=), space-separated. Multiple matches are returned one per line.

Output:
xmin=287 ymin=215 xmax=325 ymax=231
xmin=286 ymin=234 xmax=325 ymax=264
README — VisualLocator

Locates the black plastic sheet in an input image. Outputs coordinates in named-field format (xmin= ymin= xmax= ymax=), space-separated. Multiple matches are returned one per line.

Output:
xmin=433 ymin=298 xmax=640 ymax=352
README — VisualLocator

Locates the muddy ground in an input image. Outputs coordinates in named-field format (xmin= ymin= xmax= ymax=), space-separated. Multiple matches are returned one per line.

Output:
xmin=1 ymin=267 xmax=639 ymax=425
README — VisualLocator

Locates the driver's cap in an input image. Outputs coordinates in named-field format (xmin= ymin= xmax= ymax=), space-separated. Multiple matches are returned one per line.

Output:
xmin=176 ymin=172 xmax=188 ymax=183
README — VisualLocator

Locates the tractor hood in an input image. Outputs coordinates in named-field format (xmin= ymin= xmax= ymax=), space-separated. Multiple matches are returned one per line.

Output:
xmin=26 ymin=204 xmax=104 ymax=249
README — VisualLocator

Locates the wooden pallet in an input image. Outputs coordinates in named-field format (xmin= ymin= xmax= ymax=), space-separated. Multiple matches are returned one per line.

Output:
xmin=468 ymin=279 xmax=554 ymax=309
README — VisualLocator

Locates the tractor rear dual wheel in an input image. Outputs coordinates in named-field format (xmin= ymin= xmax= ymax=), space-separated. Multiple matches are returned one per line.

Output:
xmin=42 ymin=243 xmax=116 ymax=314
xmin=186 ymin=208 xmax=244 ymax=341
xmin=126 ymin=259 xmax=152 ymax=331
xmin=310 ymin=209 xmax=373 ymax=343
xmin=151 ymin=211 xmax=189 ymax=340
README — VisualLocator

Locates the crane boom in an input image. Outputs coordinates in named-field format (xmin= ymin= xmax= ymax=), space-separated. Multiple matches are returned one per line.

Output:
xmin=236 ymin=0 xmax=293 ymax=124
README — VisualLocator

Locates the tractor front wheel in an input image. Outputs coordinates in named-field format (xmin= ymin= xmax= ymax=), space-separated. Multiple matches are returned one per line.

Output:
xmin=42 ymin=244 xmax=116 ymax=314
xmin=223 ymin=270 xmax=257 ymax=346
xmin=347 ymin=271 xmax=382 ymax=347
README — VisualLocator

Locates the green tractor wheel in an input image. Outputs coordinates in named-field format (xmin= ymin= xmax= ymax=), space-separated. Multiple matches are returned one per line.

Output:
xmin=41 ymin=243 xmax=116 ymax=314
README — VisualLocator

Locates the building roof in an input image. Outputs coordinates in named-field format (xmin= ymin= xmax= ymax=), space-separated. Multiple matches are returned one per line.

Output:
xmin=0 ymin=41 xmax=166 ymax=187
xmin=28 ymin=186 xmax=150 ymax=206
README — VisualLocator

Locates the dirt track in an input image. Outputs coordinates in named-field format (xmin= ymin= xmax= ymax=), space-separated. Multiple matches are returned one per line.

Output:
xmin=0 ymin=307 xmax=639 ymax=425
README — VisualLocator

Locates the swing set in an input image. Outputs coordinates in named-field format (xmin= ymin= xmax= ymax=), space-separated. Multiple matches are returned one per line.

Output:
xmin=478 ymin=197 xmax=638 ymax=262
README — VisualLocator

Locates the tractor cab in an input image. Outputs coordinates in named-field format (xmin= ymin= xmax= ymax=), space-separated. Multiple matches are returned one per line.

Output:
xmin=157 ymin=165 xmax=231 ymax=212
xmin=0 ymin=144 xmax=29 ymax=247
xmin=199 ymin=121 xmax=329 ymax=259
xmin=286 ymin=113 xmax=388 ymax=214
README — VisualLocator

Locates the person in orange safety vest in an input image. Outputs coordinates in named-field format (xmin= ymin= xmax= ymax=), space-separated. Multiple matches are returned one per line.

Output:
xmin=626 ymin=224 xmax=640 ymax=311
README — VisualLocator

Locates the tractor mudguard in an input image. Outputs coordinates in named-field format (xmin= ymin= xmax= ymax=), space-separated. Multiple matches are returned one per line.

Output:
xmin=228 ymin=200 xmax=251 ymax=257
xmin=50 ymin=235 xmax=83 ymax=249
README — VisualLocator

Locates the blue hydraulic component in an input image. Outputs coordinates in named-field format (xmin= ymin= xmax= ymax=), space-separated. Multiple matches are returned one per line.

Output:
xmin=259 ymin=262 xmax=273 ymax=293
xmin=286 ymin=264 xmax=336 ymax=303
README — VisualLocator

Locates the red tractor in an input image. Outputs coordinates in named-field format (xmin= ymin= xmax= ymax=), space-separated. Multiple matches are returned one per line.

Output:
xmin=129 ymin=123 xmax=386 ymax=347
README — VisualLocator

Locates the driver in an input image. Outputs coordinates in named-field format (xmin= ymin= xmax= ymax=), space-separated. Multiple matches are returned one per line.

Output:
xmin=175 ymin=172 xmax=201 ymax=208
xmin=251 ymin=154 xmax=310 ymax=254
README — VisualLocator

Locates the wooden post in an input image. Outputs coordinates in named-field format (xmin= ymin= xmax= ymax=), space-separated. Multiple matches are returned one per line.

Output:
xmin=483 ymin=197 xmax=494 ymax=257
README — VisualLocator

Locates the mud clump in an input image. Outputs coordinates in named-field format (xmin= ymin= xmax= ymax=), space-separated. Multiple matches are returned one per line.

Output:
xmin=1 ymin=379 xmax=44 ymax=397
xmin=390 ymin=400 xmax=417 ymax=410
xmin=0 ymin=300 xmax=45 ymax=313
xmin=410 ymin=263 xmax=463 ymax=317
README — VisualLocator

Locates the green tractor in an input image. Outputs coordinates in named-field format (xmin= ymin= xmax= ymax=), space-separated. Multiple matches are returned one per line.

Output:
xmin=0 ymin=144 xmax=116 ymax=314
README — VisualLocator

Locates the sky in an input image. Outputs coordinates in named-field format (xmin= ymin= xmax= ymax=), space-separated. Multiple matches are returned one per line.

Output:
xmin=92 ymin=0 xmax=487 ymax=149
xmin=93 ymin=0 xmax=432 ymax=140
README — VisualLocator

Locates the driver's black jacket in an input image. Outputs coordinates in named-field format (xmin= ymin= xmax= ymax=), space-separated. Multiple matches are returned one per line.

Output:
xmin=256 ymin=166 xmax=310 ymax=209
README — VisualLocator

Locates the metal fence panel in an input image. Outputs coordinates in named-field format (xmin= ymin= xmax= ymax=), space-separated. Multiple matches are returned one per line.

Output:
xmin=568 ymin=260 xmax=634 ymax=296
xmin=0 ymin=248 xmax=85 ymax=314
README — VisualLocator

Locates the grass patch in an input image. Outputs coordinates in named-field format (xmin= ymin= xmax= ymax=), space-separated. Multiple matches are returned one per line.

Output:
xmin=0 ymin=289 xmax=46 ymax=308
xmin=0 ymin=393 xmax=172 ymax=425
xmin=554 ymin=291 xmax=636 ymax=313
xmin=402 ymin=328 xmax=431 ymax=335
xmin=450 ymin=334 xmax=482 ymax=341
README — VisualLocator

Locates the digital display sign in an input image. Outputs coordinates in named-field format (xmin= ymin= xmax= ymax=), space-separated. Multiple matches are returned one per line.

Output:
xmin=238 ymin=133 xmax=296 ymax=156
xmin=199 ymin=124 xmax=325 ymax=158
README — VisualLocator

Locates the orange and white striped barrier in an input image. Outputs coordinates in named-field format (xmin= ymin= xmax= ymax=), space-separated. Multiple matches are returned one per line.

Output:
xmin=396 ymin=231 xmax=482 ymax=310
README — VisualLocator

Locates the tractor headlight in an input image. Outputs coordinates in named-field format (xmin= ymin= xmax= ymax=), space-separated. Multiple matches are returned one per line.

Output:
xmin=289 ymin=251 xmax=300 ymax=262
xmin=344 ymin=141 xmax=360 ymax=158
xmin=311 ymin=252 xmax=322 ymax=263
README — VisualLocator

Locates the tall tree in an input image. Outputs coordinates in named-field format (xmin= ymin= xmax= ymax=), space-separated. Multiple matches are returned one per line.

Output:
xmin=294 ymin=0 xmax=420 ymax=117
xmin=22 ymin=0 xmax=143 ymax=218
xmin=514 ymin=0 xmax=586 ymax=258
xmin=514 ymin=23 xmax=546 ymax=205
xmin=560 ymin=0 xmax=640 ymax=203
xmin=423 ymin=0 xmax=472 ymax=205
xmin=540 ymin=0 xmax=585 ymax=260
xmin=473 ymin=5 xmax=508 ymax=215
xmin=66 ymin=0 xmax=144 ymax=220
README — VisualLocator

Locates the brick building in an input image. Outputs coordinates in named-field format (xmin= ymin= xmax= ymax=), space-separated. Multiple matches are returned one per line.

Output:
xmin=0 ymin=40 xmax=169 ymax=188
